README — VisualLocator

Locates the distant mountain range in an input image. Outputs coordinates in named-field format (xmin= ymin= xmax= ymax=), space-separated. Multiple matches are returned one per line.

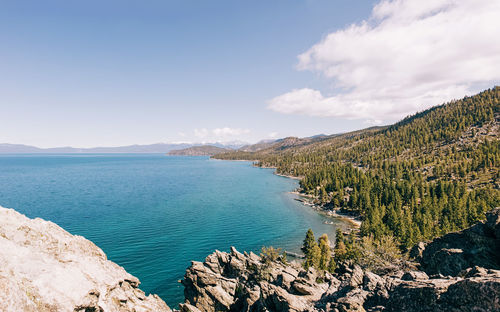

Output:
xmin=0 ymin=136 xmax=334 ymax=155
xmin=0 ymin=142 xmax=247 ymax=154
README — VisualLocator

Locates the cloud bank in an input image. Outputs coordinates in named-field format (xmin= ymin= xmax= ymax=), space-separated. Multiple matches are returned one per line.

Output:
xmin=213 ymin=127 xmax=250 ymax=137
xmin=268 ymin=0 xmax=500 ymax=121
xmin=194 ymin=127 xmax=250 ymax=140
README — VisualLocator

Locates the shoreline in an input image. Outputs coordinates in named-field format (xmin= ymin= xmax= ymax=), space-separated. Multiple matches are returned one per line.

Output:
xmin=290 ymin=193 xmax=362 ymax=228
xmin=274 ymin=172 xmax=302 ymax=180
xmin=216 ymin=156 xmax=362 ymax=230
xmin=265 ymin=166 xmax=363 ymax=229
xmin=324 ymin=209 xmax=362 ymax=228
xmin=304 ymin=200 xmax=362 ymax=228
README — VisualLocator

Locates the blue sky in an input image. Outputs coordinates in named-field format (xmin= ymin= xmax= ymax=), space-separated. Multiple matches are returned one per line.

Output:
xmin=1 ymin=0 xmax=499 ymax=147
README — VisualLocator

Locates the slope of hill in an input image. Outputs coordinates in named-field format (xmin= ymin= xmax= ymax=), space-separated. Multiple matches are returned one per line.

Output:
xmin=167 ymin=145 xmax=233 ymax=156
xmin=215 ymin=87 xmax=500 ymax=249
xmin=238 ymin=139 xmax=279 ymax=152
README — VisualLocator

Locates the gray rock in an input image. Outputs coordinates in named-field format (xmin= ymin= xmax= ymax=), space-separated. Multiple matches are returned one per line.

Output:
xmin=420 ymin=207 xmax=500 ymax=276
xmin=440 ymin=271 xmax=500 ymax=311
xmin=182 ymin=247 xmax=325 ymax=311
xmin=335 ymin=288 xmax=369 ymax=312
xmin=350 ymin=265 xmax=364 ymax=288
xmin=180 ymin=303 xmax=204 ymax=312
xmin=400 ymin=271 xmax=429 ymax=281
xmin=293 ymin=278 xmax=318 ymax=295
xmin=363 ymin=272 xmax=384 ymax=291
xmin=409 ymin=241 xmax=426 ymax=260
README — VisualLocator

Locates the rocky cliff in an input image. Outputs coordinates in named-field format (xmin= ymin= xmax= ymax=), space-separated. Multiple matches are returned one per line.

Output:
xmin=180 ymin=208 xmax=500 ymax=312
xmin=2 ymin=204 xmax=499 ymax=311
xmin=0 ymin=206 xmax=171 ymax=312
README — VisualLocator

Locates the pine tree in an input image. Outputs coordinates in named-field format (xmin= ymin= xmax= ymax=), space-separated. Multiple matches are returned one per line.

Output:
xmin=318 ymin=234 xmax=331 ymax=271
xmin=333 ymin=229 xmax=347 ymax=262
xmin=302 ymin=229 xmax=321 ymax=269
xmin=327 ymin=258 xmax=336 ymax=273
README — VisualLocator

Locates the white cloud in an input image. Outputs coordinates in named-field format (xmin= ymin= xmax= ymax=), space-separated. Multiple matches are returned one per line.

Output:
xmin=268 ymin=132 xmax=279 ymax=138
xmin=194 ymin=128 xmax=209 ymax=138
xmin=212 ymin=127 xmax=250 ymax=137
xmin=268 ymin=0 xmax=500 ymax=121
xmin=193 ymin=127 xmax=250 ymax=141
xmin=364 ymin=119 xmax=384 ymax=126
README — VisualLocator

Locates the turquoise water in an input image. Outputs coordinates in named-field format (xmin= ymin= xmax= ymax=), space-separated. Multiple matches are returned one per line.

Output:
xmin=0 ymin=154 xmax=348 ymax=306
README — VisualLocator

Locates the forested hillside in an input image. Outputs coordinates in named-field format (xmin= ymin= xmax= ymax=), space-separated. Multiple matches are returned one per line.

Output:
xmin=215 ymin=87 xmax=500 ymax=249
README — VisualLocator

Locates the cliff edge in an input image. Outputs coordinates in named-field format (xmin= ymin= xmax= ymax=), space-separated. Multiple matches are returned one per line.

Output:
xmin=0 ymin=206 xmax=171 ymax=312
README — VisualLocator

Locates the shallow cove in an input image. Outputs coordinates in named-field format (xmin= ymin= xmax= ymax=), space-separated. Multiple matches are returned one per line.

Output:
xmin=0 ymin=154 xmax=349 ymax=306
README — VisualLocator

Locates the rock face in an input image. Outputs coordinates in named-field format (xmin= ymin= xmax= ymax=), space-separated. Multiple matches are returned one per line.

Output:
xmin=181 ymin=208 xmax=500 ymax=312
xmin=181 ymin=247 xmax=328 ymax=312
xmin=181 ymin=248 xmax=500 ymax=312
xmin=0 ymin=206 xmax=171 ymax=312
xmin=416 ymin=207 xmax=500 ymax=276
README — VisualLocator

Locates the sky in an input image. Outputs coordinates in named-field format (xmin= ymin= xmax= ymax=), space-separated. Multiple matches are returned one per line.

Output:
xmin=1 ymin=0 xmax=499 ymax=148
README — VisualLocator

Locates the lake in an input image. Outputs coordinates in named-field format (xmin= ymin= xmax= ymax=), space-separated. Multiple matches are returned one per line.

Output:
xmin=0 ymin=154 xmax=349 ymax=306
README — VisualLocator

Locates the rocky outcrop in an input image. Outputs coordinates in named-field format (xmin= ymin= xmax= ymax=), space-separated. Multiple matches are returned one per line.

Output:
xmin=180 ymin=246 xmax=329 ymax=312
xmin=0 ymin=206 xmax=171 ymax=312
xmin=414 ymin=207 xmax=500 ymax=276
xmin=180 ymin=208 xmax=500 ymax=312
xmin=181 ymin=247 xmax=500 ymax=312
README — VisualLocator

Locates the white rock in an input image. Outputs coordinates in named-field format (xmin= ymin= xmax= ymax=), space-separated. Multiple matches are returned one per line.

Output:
xmin=0 ymin=206 xmax=171 ymax=311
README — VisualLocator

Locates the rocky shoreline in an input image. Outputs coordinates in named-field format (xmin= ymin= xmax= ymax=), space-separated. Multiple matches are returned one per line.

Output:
xmin=274 ymin=172 xmax=303 ymax=180
xmin=2 ymin=204 xmax=499 ymax=311
xmin=179 ymin=208 xmax=500 ymax=312
xmin=292 ymin=193 xmax=362 ymax=228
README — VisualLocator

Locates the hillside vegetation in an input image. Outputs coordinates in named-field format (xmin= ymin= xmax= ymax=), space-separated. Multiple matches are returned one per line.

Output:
xmin=215 ymin=87 xmax=500 ymax=249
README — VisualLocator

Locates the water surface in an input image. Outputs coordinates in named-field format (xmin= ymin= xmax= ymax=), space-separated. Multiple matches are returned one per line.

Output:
xmin=0 ymin=154 xmax=348 ymax=306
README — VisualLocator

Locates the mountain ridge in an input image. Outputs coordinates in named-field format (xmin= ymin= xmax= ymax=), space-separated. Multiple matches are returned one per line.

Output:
xmin=0 ymin=142 xmax=246 ymax=154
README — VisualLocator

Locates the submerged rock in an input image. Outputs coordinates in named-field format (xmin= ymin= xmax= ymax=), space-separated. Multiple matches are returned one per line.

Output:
xmin=0 ymin=206 xmax=171 ymax=312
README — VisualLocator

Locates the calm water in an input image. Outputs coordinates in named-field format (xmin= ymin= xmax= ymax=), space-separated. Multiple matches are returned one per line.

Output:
xmin=0 ymin=154 xmax=348 ymax=306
